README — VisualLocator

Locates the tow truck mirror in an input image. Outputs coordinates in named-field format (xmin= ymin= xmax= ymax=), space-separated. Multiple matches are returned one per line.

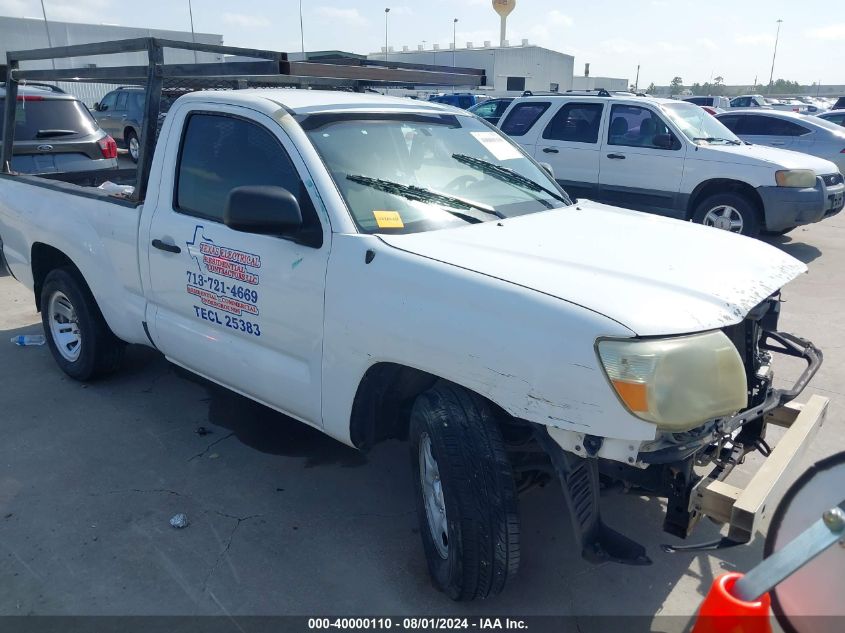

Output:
xmin=224 ymin=186 xmax=303 ymax=236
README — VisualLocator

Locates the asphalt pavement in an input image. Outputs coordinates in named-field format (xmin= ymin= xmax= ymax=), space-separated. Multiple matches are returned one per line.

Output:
xmin=0 ymin=214 xmax=843 ymax=624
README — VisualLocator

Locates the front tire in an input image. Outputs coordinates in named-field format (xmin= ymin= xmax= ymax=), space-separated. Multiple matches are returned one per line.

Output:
xmin=41 ymin=268 xmax=125 ymax=381
xmin=409 ymin=381 xmax=520 ymax=601
xmin=692 ymin=192 xmax=761 ymax=238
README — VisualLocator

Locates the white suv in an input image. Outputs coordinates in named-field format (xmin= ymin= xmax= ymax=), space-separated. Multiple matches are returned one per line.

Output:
xmin=496 ymin=92 xmax=844 ymax=236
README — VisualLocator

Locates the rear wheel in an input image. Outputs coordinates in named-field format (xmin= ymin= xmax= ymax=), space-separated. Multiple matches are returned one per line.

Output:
xmin=41 ymin=268 xmax=125 ymax=381
xmin=409 ymin=381 xmax=520 ymax=601
xmin=692 ymin=192 xmax=760 ymax=238
xmin=126 ymin=130 xmax=140 ymax=163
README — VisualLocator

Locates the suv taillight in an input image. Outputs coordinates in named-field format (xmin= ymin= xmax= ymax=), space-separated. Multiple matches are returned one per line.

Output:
xmin=98 ymin=135 xmax=117 ymax=159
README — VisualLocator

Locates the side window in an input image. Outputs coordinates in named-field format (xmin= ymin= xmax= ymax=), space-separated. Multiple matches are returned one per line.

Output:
xmin=740 ymin=115 xmax=808 ymax=136
xmin=607 ymin=105 xmax=676 ymax=149
xmin=494 ymin=100 xmax=512 ymax=117
xmin=458 ymin=96 xmax=473 ymax=109
xmin=175 ymin=113 xmax=320 ymax=238
xmin=131 ymin=93 xmax=145 ymax=112
xmin=825 ymin=114 xmax=845 ymax=126
xmin=732 ymin=97 xmax=750 ymax=108
xmin=472 ymin=101 xmax=498 ymax=118
xmin=500 ymin=102 xmax=550 ymax=136
xmin=99 ymin=92 xmax=117 ymax=111
xmin=115 ymin=92 xmax=129 ymax=111
xmin=717 ymin=115 xmax=744 ymax=133
xmin=542 ymin=102 xmax=604 ymax=143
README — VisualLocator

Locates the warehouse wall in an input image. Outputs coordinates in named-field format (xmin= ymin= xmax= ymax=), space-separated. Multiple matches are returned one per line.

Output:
xmin=369 ymin=45 xmax=574 ymax=94
xmin=0 ymin=16 xmax=223 ymax=70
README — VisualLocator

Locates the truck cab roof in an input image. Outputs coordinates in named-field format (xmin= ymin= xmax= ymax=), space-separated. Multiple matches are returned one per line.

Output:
xmin=177 ymin=88 xmax=460 ymax=117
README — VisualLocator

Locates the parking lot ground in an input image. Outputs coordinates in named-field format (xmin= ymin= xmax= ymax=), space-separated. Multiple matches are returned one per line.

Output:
xmin=0 ymin=215 xmax=843 ymax=623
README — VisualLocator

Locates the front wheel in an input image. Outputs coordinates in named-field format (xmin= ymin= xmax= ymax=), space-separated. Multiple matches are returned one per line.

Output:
xmin=409 ymin=381 xmax=520 ymax=601
xmin=41 ymin=268 xmax=125 ymax=381
xmin=692 ymin=192 xmax=760 ymax=238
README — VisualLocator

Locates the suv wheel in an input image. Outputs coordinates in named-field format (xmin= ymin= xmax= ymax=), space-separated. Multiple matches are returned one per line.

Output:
xmin=126 ymin=130 xmax=140 ymax=163
xmin=409 ymin=381 xmax=520 ymax=601
xmin=692 ymin=192 xmax=760 ymax=238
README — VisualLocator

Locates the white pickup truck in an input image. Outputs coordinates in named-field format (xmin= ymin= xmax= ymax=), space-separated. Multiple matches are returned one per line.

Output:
xmin=0 ymin=74 xmax=828 ymax=599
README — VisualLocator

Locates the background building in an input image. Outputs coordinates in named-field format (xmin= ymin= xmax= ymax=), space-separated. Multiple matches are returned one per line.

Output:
xmin=571 ymin=76 xmax=629 ymax=92
xmin=0 ymin=16 xmax=223 ymax=68
xmin=369 ymin=41 xmax=574 ymax=95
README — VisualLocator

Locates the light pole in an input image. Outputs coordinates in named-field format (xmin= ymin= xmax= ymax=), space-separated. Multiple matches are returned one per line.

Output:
xmin=299 ymin=0 xmax=305 ymax=56
xmin=767 ymin=19 xmax=783 ymax=94
xmin=187 ymin=0 xmax=198 ymax=63
xmin=452 ymin=18 xmax=458 ymax=66
xmin=384 ymin=8 xmax=390 ymax=63
xmin=38 ymin=0 xmax=56 ymax=69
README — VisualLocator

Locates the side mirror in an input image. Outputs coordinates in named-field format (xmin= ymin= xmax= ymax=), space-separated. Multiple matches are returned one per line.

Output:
xmin=93 ymin=102 xmax=100 ymax=111
xmin=653 ymin=133 xmax=676 ymax=150
xmin=224 ymin=186 xmax=302 ymax=236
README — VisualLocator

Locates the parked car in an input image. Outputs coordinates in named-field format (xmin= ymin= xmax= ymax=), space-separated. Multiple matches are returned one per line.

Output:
xmin=717 ymin=109 xmax=845 ymax=175
xmin=730 ymin=94 xmax=771 ymax=108
xmin=427 ymin=92 xmax=483 ymax=109
xmin=683 ymin=95 xmax=731 ymax=110
xmin=0 ymin=84 xmax=117 ymax=174
xmin=832 ymin=97 xmax=845 ymax=110
xmin=795 ymin=96 xmax=828 ymax=113
xmin=818 ymin=110 xmax=845 ymax=127
xmin=767 ymin=98 xmax=810 ymax=114
xmin=496 ymin=93 xmax=844 ymax=237
xmin=92 ymin=86 xmax=145 ymax=162
xmin=1 ymin=66 xmax=826 ymax=600
xmin=467 ymin=97 xmax=513 ymax=125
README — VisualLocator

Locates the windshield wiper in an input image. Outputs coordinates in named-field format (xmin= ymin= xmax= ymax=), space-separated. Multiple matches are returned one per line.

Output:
xmin=452 ymin=153 xmax=572 ymax=205
xmin=35 ymin=129 xmax=78 ymax=138
xmin=346 ymin=174 xmax=505 ymax=221
xmin=693 ymin=137 xmax=741 ymax=145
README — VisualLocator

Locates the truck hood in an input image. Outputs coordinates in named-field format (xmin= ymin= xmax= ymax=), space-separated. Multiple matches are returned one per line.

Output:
xmin=699 ymin=143 xmax=840 ymax=174
xmin=378 ymin=202 xmax=806 ymax=336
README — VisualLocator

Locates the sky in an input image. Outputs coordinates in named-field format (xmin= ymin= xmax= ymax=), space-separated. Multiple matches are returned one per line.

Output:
xmin=0 ymin=0 xmax=843 ymax=87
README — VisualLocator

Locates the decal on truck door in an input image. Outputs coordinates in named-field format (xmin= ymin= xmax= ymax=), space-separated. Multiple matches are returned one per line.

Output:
xmin=184 ymin=225 xmax=262 ymax=336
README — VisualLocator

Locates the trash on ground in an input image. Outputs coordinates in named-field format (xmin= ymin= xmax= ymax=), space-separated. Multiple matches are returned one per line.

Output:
xmin=10 ymin=335 xmax=46 ymax=346
xmin=169 ymin=513 xmax=188 ymax=529
xmin=195 ymin=426 xmax=212 ymax=436
xmin=97 ymin=181 xmax=135 ymax=198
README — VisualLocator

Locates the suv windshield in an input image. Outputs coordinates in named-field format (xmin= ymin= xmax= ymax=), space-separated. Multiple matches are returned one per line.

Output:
xmin=662 ymin=102 xmax=741 ymax=145
xmin=0 ymin=98 xmax=98 ymax=141
xmin=303 ymin=112 xmax=570 ymax=235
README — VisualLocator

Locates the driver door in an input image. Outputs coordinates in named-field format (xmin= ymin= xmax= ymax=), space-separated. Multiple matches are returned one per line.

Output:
xmin=143 ymin=104 xmax=330 ymax=427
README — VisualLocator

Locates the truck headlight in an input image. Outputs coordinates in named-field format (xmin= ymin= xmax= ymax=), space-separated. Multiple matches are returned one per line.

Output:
xmin=597 ymin=331 xmax=747 ymax=432
xmin=775 ymin=169 xmax=816 ymax=188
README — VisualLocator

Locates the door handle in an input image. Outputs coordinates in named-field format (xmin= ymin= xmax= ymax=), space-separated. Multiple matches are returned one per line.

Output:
xmin=151 ymin=239 xmax=181 ymax=254
xmin=607 ymin=153 xmax=626 ymax=159
xmin=542 ymin=147 xmax=559 ymax=154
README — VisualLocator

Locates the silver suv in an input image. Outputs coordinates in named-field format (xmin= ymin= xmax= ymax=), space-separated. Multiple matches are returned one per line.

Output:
xmin=93 ymin=86 xmax=144 ymax=163
xmin=0 ymin=84 xmax=118 ymax=174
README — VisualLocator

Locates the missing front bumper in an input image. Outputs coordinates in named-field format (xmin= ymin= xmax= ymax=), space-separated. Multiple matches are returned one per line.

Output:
xmin=693 ymin=394 xmax=829 ymax=544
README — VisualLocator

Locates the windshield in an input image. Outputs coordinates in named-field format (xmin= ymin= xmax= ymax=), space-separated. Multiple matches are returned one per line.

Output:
xmin=662 ymin=102 xmax=741 ymax=145
xmin=303 ymin=112 xmax=570 ymax=235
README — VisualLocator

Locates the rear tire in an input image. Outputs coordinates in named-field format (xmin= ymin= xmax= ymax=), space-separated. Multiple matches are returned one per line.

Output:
xmin=409 ymin=381 xmax=520 ymax=601
xmin=692 ymin=192 xmax=761 ymax=238
xmin=126 ymin=130 xmax=140 ymax=163
xmin=41 ymin=268 xmax=125 ymax=381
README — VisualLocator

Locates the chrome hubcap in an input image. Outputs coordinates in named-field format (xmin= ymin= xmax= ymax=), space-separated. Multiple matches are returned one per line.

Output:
xmin=48 ymin=291 xmax=82 ymax=362
xmin=419 ymin=433 xmax=449 ymax=559
xmin=703 ymin=205 xmax=744 ymax=233
xmin=129 ymin=136 xmax=139 ymax=160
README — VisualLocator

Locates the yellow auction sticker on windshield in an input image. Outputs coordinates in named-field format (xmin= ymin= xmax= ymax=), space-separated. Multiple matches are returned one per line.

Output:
xmin=373 ymin=210 xmax=404 ymax=228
